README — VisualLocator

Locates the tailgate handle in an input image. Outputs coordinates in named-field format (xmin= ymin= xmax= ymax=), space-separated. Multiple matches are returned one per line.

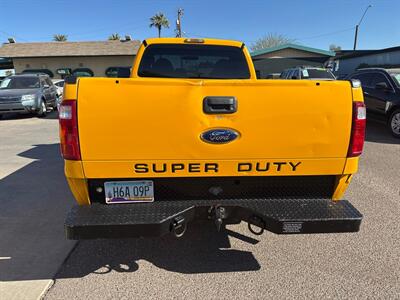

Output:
xmin=203 ymin=97 xmax=237 ymax=114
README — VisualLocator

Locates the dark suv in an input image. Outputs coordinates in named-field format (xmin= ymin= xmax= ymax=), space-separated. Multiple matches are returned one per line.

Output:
xmin=348 ymin=68 xmax=400 ymax=137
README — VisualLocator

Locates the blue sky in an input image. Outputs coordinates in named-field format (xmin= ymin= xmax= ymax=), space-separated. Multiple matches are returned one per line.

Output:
xmin=1 ymin=0 xmax=399 ymax=50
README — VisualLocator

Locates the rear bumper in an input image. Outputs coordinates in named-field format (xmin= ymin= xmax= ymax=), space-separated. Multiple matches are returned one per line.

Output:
xmin=65 ymin=198 xmax=363 ymax=239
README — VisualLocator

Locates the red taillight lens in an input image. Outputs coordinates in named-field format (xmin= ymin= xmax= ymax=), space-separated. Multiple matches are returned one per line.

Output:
xmin=348 ymin=101 xmax=366 ymax=157
xmin=59 ymin=100 xmax=81 ymax=160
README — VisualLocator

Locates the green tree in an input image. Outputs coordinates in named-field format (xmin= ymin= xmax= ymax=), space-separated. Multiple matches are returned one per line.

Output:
xmin=329 ymin=44 xmax=342 ymax=52
xmin=250 ymin=33 xmax=295 ymax=51
xmin=53 ymin=34 xmax=68 ymax=42
xmin=149 ymin=12 xmax=169 ymax=37
xmin=108 ymin=33 xmax=121 ymax=41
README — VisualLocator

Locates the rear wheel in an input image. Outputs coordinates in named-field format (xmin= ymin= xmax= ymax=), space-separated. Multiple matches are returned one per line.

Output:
xmin=37 ymin=100 xmax=47 ymax=118
xmin=389 ymin=109 xmax=400 ymax=138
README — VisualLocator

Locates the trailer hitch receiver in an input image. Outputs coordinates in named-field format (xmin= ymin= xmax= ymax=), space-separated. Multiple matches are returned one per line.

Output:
xmin=208 ymin=206 xmax=228 ymax=231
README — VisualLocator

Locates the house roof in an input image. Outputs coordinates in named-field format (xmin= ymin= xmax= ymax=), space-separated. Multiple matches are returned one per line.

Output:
xmin=333 ymin=49 xmax=377 ymax=58
xmin=336 ymin=45 xmax=400 ymax=60
xmin=250 ymin=43 xmax=335 ymax=57
xmin=0 ymin=40 xmax=141 ymax=58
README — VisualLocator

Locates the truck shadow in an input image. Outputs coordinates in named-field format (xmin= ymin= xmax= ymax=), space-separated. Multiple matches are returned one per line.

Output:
xmin=55 ymin=224 xmax=261 ymax=278
xmin=0 ymin=143 xmax=76 ymax=282
xmin=0 ymin=144 xmax=260 ymax=282
xmin=0 ymin=113 xmax=34 ymax=121
xmin=365 ymin=120 xmax=400 ymax=144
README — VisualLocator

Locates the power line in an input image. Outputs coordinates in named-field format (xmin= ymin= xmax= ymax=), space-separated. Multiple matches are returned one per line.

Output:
xmin=297 ymin=27 xmax=355 ymax=41
xmin=0 ymin=20 xmax=149 ymax=42
xmin=187 ymin=26 xmax=355 ymax=46
xmin=0 ymin=30 xmax=30 ymax=42
xmin=66 ymin=22 xmax=149 ymax=38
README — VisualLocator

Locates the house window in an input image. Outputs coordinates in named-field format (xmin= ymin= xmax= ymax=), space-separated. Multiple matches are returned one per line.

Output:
xmin=56 ymin=68 xmax=72 ymax=76
xmin=72 ymin=68 xmax=94 ymax=77
xmin=105 ymin=66 xmax=131 ymax=77
xmin=56 ymin=68 xmax=72 ymax=79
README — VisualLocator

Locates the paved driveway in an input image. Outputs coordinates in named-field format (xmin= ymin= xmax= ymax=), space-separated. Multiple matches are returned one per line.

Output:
xmin=0 ymin=113 xmax=399 ymax=299
xmin=0 ymin=113 xmax=75 ymax=300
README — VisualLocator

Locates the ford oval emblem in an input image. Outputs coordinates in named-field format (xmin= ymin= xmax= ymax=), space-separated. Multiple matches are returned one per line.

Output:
xmin=200 ymin=128 xmax=239 ymax=144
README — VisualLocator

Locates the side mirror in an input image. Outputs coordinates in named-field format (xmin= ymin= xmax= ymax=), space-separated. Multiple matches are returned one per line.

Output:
xmin=375 ymin=82 xmax=388 ymax=90
xmin=43 ymin=84 xmax=50 ymax=89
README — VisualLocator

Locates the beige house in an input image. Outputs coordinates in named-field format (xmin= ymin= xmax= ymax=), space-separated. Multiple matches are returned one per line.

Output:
xmin=0 ymin=40 xmax=141 ymax=78
xmin=251 ymin=43 xmax=335 ymax=77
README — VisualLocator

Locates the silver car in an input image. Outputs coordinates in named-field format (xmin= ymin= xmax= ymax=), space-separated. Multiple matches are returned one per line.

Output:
xmin=0 ymin=74 xmax=58 ymax=118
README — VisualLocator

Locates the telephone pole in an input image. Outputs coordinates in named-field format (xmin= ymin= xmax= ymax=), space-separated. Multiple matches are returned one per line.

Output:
xmin=353 ymin=5 xmax=372 ymax=50
xmin=176 ymin=8 xmax=184 ymax=37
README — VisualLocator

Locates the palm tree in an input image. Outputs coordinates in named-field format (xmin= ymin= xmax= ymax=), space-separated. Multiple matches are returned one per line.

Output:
xmin=53 ymin=34 xmax=67 ymax=42
xmin=149 ymin=12 xmax=169 ymax=37
xmin=108 ymin=33 xmax=121 ymax=41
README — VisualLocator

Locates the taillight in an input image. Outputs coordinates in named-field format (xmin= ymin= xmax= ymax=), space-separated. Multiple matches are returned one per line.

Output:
xmin=348 ymin=101 xmax=366 ymax=157
xmin=59 ymin=100 xmax=81 ymax=160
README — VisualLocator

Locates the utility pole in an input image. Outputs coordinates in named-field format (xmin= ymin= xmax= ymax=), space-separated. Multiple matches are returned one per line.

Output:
xmin=353 ymin=25 xmax=359 ymax=51
xmin=176 ymin=8 xmax=184 ymax=37
xmin=353 ymin=5 xmax=372 ymax=50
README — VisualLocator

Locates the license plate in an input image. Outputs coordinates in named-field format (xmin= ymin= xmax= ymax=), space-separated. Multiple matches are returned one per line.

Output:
xmin=104 ymin=181 xmax=154 ymax=204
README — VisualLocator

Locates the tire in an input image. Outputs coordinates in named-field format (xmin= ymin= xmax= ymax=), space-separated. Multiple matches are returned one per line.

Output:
xmin=388 ymin=109 xmax=400 ymax=138
xmin=37 ymin=100 xmax=47 ymax=118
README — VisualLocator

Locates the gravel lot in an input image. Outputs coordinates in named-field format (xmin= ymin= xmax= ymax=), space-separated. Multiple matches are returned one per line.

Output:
xmin=0 ymin=112 xmax=399 ymax=299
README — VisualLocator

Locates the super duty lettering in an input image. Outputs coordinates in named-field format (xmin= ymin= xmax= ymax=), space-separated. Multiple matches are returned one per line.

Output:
xmin=133 ymin=162 xmax=302 ymax=173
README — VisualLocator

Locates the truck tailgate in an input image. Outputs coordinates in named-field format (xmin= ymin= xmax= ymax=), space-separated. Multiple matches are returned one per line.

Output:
xmin=76 ymin=78 xmax=352 ymax=177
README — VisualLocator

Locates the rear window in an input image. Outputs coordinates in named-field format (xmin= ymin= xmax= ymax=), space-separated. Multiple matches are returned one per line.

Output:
xmin=72 ymin=68 xmax=94 ymax=77
xmin=389 ymin=72 xmax=400 ymax=87
xmin=138 ymin=44 xmax=250 ymax=79
xmin=350 ymin=73 xmax=374 ymax=87
xmin=302 ymin=69 xmax=335 ymax=79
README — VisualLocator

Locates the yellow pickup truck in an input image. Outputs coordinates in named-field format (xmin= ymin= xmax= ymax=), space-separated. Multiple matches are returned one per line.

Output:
xmin=60 ymin=38 xmax=366 ymax=239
